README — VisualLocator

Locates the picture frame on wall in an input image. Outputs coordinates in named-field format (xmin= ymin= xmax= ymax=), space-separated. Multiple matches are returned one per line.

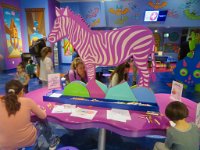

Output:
xmin=25 ymin=8 xmax=46 ymax=46
xmin=1 ymin=3 xmax=23 ymax=58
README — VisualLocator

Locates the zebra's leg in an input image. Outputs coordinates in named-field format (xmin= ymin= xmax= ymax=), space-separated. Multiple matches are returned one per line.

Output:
xmin=132 ymin=57 xmax=150 ymax=87
xmin=137 ymin=69 xmax=150 ymax=87
xmin=85 ymin=64 xmax=106 ymax=98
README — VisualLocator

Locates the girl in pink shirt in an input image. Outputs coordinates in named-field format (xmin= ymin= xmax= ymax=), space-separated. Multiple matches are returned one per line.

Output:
xmin=0 ymin=80 xmax=59 ymax=150
xmin=69 ymin=57 xmax=88 ymax=83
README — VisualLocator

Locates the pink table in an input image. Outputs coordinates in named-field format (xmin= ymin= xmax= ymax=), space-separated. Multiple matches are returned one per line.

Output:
xmin=26 ymin=88 xmax=197 ymax=149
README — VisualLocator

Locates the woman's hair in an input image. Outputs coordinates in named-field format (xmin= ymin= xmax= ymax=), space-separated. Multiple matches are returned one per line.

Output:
xmin=3 ymin=80 xmax=23 ymax=117
xmin=41 ymin=47 xmax=52 ymax=61
xmin=110 ymin=62 xmax=130 ymax=85
xmin=70 ymin=57 xmax=84 ymax=70
xmin=165 ymin=101 xmax=189 ymax=121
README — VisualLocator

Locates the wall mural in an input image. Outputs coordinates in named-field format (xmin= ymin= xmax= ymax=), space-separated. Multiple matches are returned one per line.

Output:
xmin=48 ymin=7 xmax=156 ymax=98
xmin=128 ymin=1 xmax=140 ymax=20
xmin=109 ymin=5 xmax=129 ymax=25
xmin=148 ymin=0 xmax=167 ymax=9
xmin=3 ymin=7 xmax=23 ymax=58
xmin=25 ymin=8 xmax=46 ymax=46
xmin=184 ymin=0 xmax=200 ymax=20
xmin=62 ymin=38 xmax=74 ymax=56
xmin=167 ymin=9 xmax=179 ymax=18
xmin=85 ymin=7 xmax=101 ymax=27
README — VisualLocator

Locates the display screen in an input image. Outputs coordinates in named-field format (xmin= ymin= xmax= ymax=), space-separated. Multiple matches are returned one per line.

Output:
xmin=144 ymin=10 xmax=168 ymax=22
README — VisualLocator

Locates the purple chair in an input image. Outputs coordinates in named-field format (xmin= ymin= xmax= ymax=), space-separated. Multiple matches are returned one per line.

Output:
xmin=57 ymin=146 xmax=79 ymax=150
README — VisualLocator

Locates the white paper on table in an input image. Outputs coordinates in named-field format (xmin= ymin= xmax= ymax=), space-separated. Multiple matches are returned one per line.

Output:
xmin=49 ymin=93 xmax=62 ymax=98
xmin=70 ymin=107 xmax=97 ymax=120
xmin=170 ymin=81 xmax=183 ymax=101
xmin=52 ymin=104 xmax=76 ymax=113
xmin=111 ymin=109 xmax=131 ymax=120
xmin=107 ymin=110 xmax=129 ymax=123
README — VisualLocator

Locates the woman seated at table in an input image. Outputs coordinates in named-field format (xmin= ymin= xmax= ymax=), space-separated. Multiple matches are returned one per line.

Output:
xmin=109 ymin=62 xmax=130 ymax=87
xmin=0 ymin=80 xmax=59 ymax=149
xmin=68 ymin=57 xmax=88 ymax=83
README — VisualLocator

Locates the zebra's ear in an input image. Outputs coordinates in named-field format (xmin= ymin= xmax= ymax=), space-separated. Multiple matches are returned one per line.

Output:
xmin=63 ymin=8 xmax=68 ymax=16
xmin=55 ymin=7 xmax=60 ymax=17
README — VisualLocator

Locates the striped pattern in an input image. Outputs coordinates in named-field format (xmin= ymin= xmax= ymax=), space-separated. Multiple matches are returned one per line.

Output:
xmin=48 ymin=7 xmax=156 ymax=87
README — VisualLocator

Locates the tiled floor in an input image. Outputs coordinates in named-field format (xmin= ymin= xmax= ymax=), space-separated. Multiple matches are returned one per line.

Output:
xmin=0 ymin=65 xmax=199 ymax=150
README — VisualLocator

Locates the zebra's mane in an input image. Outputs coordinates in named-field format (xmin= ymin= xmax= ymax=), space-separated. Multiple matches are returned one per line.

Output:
xmin=66 ymin=7 xmax=91 ymax=31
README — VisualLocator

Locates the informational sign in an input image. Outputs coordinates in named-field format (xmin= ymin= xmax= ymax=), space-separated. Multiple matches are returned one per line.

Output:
xmin=170 ymin=80 xmax=183 ymax=101
xmin=144 ymin=10 xmax=168 ymax=22
xmin=48 ymin=73 xmax=61 ymax=89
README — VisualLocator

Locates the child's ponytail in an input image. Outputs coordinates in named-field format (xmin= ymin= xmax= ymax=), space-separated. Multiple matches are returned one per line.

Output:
xmin=3 ymin=80 xmax=23 ymax=117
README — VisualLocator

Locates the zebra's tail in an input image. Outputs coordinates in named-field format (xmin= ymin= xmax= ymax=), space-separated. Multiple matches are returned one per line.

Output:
xmin=151 ymin=45 xmax=156 ymax=82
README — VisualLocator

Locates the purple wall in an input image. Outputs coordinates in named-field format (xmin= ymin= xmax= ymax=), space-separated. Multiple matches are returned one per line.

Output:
xmin=0 ymin=0 xmax=23 ymax=70
xmin=48 ymin=0 xmax=59 ymax=38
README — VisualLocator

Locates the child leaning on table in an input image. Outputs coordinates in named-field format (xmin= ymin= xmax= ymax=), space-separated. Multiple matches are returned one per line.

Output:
xmin=153 ymin=101 xmax=200 ymax=150
xmin=0 ymin=80 xmax=60 ymax=150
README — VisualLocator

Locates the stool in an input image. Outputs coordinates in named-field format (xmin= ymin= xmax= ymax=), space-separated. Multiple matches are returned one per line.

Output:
xmin=102 ymin=73 xmax=111 ymax=78
xmin=19 ymin=146 xmax=33 ymax=150
xmin=145 ymin=135 xmax=166 ymax=149
xmin=102 ymin=73 xmax=111 ymax=85
xmin=57 ymin=146 xmax=79 ymax=150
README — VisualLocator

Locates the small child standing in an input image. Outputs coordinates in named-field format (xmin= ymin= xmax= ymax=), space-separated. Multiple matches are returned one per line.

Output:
xmin=16 ymin=63 xmax=30 ymax=93
xmin=26 ymin=59 xmax=35 ymax=78
xmin=153 ymin=101 xmax=200 ymax=150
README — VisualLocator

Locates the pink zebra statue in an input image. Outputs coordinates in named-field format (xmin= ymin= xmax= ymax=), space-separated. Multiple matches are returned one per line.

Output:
xmin=48 ymin=7 xmax=156 ymax=98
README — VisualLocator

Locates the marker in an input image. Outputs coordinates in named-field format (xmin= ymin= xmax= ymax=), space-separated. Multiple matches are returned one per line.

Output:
xmin=146 ymin=116 xmax=150 ymax=123
xmin=138 ymin=116 xmax=145 ymax=119
xmin=154 ymin=118 xmax=160 ymax=125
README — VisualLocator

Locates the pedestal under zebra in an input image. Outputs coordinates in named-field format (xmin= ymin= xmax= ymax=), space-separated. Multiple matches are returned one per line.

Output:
xmin=48 ymin=7 xmax=156 ymax=98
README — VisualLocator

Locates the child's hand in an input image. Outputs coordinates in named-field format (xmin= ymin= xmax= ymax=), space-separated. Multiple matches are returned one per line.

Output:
xmin=38 ymin=105 xmax=46 ymax=112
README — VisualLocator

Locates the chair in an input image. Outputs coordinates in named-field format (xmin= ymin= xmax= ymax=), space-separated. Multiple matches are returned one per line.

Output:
xmin=57 ymin=146 xmax=79 ymax=150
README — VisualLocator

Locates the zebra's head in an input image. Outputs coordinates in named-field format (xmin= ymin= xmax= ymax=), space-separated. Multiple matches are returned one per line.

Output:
xmin=48 ymin=7 xmax=71 ymax=43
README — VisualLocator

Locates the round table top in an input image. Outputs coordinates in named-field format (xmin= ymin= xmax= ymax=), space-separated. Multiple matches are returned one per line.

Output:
xmin=26 ymin=87 xmax=197 ymax=138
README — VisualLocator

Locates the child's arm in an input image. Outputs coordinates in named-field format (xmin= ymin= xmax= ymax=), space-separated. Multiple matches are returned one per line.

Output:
xmin=45 ymin=58 xmax=53 ymax=74
xmin=23 ymin=73 xmax=30 ymax=86
xmin=69 ymin=70 xmax=76 ymax=82
xmin=29 ymin=99 xmax=47 ymax=119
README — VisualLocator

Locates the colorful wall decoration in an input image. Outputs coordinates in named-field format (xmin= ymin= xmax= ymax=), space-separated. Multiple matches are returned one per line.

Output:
xmin=60 ymin=2 xmax=106 ymax=27
xmin=60 ymin=38 xmax=73 ymax=64
xmin=174 ymin=44 xmax=200 ymax=92
xmin=62 ymin=38 xmax=74 ymax=56
xmin=184 ymin=0 xmax=200 ymax=20
xmin=3 ymin=6 xmax=23 ymax=58
xmin=25 ymin=8 xmax=46 ymax=46
xmin=109 ymin=5 xmax=129 ymax=25
xmin=148 ymin=0 xmax=167 ymax=9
